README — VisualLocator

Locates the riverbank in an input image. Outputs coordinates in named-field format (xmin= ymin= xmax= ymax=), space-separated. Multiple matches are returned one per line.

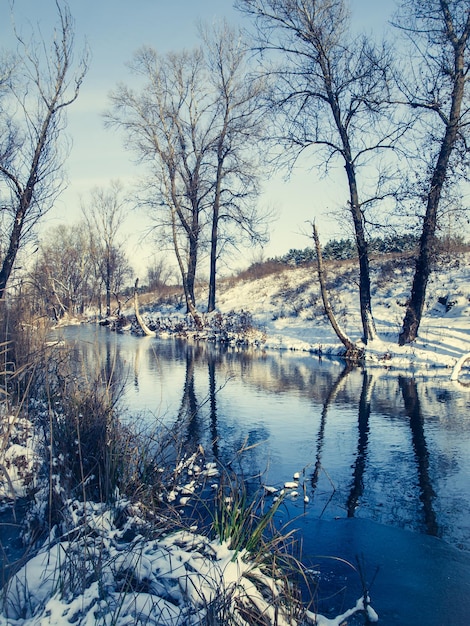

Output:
xmin=126 ymin=252 xmax=470 ymax=379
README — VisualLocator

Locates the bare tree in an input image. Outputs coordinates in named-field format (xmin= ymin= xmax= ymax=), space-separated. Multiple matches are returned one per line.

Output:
xmin=30 ymin=222 xmax=95 ymax=319
xmin=107 ymin=25 xmax=269 ymax=321
xmin=82 ymin=181 xmax=132 ymax=317
xmin=201 ymin=21 xmax=269 ymax=312
xmin=107 ymin=47 xmax=210 ymax=326
xmin=236 ymin=0 xmax=402 ymax=344
xmin=146 ymin=255 xmax=175 ymax=291
xmin=395 ymin=0 xmax=470 ymax=345
xmin=30 ymin=214 xmax=131 ymax=320
xmin=0 ymin=1 xmax=88 ymax=300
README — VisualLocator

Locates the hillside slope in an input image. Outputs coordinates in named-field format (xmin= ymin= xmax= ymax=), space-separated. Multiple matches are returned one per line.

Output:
xmin=144 ymin=252 xmax=470 ymax=376
xmin=138 ymin=251 xmax=470 ymax=376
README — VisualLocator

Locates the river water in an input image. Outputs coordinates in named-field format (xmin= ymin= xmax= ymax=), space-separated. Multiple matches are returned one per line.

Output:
xmin=59 ymin=324 xmax=470 ymax=625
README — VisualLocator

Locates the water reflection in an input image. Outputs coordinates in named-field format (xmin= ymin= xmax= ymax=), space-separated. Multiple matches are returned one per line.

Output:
xmin=52 ymin=326 xmax=470 ymax=626
xmin=399 ymin=376 xmax=438 ymax=537
xmin=208 ymin=355 xmax=219 ymax=460
xmin=346 ymin=372 xmax=372 ymax=518
xmin=176 ymin=347 xmax=200 ymax=445
xmin=57 ymin=325 xmax=470 ymax=552
xmin=61 ymin=326 xmax=129 ymax=411
xmin=310 ymin=363 xmax=352 ymax=504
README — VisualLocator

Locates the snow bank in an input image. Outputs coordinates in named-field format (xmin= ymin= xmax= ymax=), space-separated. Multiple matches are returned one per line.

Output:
xmin=134 ymin=253 xmax=470 ymax=378
xmin=0 ymin=497 xmax=378 ymax=625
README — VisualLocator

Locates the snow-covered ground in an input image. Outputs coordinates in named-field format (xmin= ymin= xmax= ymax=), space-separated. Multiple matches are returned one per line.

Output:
xmin=0 ymin=426 xmax=376 ymax=626
xmin=146 ymin=252 xmax=470 ymax=379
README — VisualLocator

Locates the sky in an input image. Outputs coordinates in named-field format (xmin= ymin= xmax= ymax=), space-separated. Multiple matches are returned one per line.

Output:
xmin=2 ymin=0 xmax=396 ymax=277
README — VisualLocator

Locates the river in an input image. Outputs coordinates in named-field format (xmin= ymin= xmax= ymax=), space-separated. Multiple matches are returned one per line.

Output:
xmin=59 ymin=324 xmax=470 ymax=625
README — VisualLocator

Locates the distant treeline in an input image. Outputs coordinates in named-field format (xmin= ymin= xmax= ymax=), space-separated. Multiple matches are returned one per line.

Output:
xmin=236 ymin=232 xmax=468 ymax=283
xmin=273 ymin=234 xmax=421 ymax=266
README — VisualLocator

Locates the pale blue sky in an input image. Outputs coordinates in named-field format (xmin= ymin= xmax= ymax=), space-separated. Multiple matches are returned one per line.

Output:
xmin=3 ymin=1 xmax=396 ymax=275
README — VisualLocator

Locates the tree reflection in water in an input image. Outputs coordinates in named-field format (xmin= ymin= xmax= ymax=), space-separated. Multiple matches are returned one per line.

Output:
xmin=309 ymin=365 xmax=440 ymax=537
xmin=176 ymin=346 xmax=201 ymax=446
xmin=208 ymin=355 xmax=219 ymax=460
xmin=311 ymin=363 xmax=353 ymax=509
xmin=399 ymin=376 xmax=438 ymax=537
xmin=346 ymin=372 xmax=373 ymax=518
xmin=58 ymin=326 xmax=469 ymax=552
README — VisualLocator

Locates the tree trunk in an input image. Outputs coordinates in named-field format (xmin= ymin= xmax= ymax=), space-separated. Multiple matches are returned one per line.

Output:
xmin=208 ymin=146 xmax=224 ymax=314
xmin=113 ymin=292 xmax=122 ymax=316
xmin=133 ymin=279 xmax=156 ymax=337
xmin=345 ymin=161 xmax=377 ymax=344
xmin=312 ymin=223 xmax=362 ymax=359
xmin=318 ymin=49 xmax=377 ymax=345
xmin=186 ymin=233 xmax=198 ymax=312
xmin=399 ymin=142 xmax=460 ymax=345
xmin=398 ymin=215 xmax=436 ymax=345
xmin=170 ymin=206 xmax=203 ymax=329
xmin=106 ymin=252 xmax=111 ymax=317
xmin=49 ymin=275 xmax=68 ymax=318
xmin=399 ymin=26 xmax=467 ymax=345
xmin=0 ymin=191 xmax=30 ymax=300
xmin=183 ymin=229 xmax=202 ymax=328
xmin=207 ymin=205 xmax=219 ymax=313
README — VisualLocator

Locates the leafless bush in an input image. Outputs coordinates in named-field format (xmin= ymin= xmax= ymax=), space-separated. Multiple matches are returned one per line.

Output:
xmin=233 ymin=260 xmax=284 ymax=283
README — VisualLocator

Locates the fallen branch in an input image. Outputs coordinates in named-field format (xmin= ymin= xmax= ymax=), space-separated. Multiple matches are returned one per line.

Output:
xmin=451 ymin=352 xmax=470 ymax=384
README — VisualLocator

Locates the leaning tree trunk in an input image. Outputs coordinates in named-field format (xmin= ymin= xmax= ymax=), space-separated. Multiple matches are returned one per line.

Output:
xmin=133 ymin=279 xmax=156 ymax=337
xmin=312 ymin=223 xmax=363 ymax=359
xmin=0 ymin=186 xmax=31 ymax=300
xmin=398 ymin=210 xmax=437 ymax=346
xmin=399 ymin=127 xmax=463 ymax=346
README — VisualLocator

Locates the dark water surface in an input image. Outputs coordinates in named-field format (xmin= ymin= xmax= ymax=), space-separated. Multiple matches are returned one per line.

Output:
xmin=59 ymin=324 xmax=470 ymax=625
